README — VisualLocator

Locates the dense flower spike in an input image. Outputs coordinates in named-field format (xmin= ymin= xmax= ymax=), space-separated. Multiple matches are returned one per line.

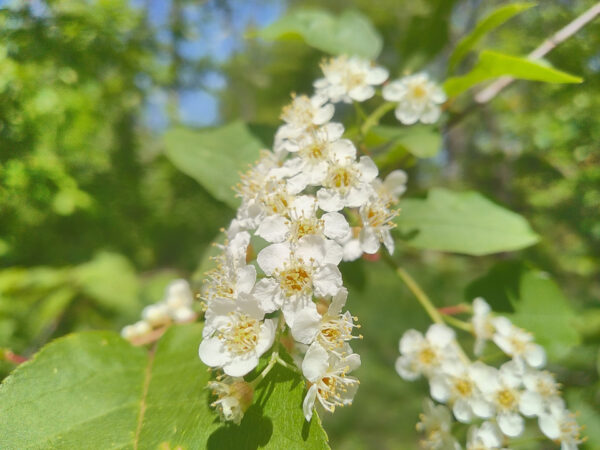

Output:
xmin=398 ymin=298 xmax=583 ymax=449
xmin=197 ymin=54 xmax=412 ymax=425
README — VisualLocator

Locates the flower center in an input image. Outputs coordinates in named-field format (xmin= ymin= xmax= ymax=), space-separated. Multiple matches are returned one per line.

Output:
xmin=281 ymin=95 xmax=314 ymax=128
xmin=496 ymin=388 xmax=518 ymax=410
xmin=411 ymin=84 xmax=427 ymax=99
xmin=326 ymin=165 xmax=357 ymax=193
xmin=453 ymin=378 xmax=473 ymax=397
xmin=344 ymin=72 xmax=366 ymax=90
xmin=264 ymin=189 xmax=291 ymax=215
xmin=292 ymin=217 xmax=321 ymax=240
xmin=418 ymin=346 xmax=437 ymax=366
xmin=222 ymin=313 xmax=260 ymax=355
xmin=278 ymin=263 xmax=312 ymax=296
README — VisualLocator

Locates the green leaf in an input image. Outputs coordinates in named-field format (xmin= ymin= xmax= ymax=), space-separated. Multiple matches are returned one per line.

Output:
xmin=448 ymin=3 xmax=536 ymax=71
xmin=73 ymin=251 xmax=140 ymax=314
xmin=367 ymin=125 xmax=442 ymax=163
xmin=395 ymin=188 xmax=539 ymax=255
xmin=444 ymin=50 xmax=583 ymax=97
xmin=164 ymin=121 xmax=263 ymax=209
xmin=566 ymin=388 xmax=600 ymax=448
xmin=508 ymin=271 xmax=581 ymax=360
xmin=0 ymin=324 xmax=329 ymax=449
xmin=257 ymin=9 xmax=382 ymax=59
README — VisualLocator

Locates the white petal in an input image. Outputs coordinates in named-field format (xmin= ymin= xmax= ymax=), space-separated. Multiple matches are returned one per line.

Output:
xmin=236 ymin=265 xmax=257 ymax=294
xmin=287 ymin=172 xmax=310 ymax=194
xmin=291 ymin=308 xmax=321 ymax=344
xmin=342 ymin=238 xmax=363 ymax=261
xmin=452 ymin=398 xmax=473 ymax=423
xmin=519 ymin=390 xmax=543 ymax=417
xmin=296 ymin=235 xmax=327 ymax=263
xmin=322 ymin=212 xmax=350 ymax=240
xmin=359 ymin=227 xmax=380 ymax=254
xmin=366 ymin=66 xmax=388 ymax=84
xmin=395 ymin=355 xmax=420 ymax=380
xmin=426 ymin=324 xmax=455 ymax=347
xmin=419 ymin=104 xmax=441 ymax=124
xmin=395 ymin=104 xmax=419 ymax=125
xmin=382 ymin=81 xmax=405 ymax=102
xmin=291 ymin=195 xmax=317 ymax=218
xmin=313 ymin=264 xmax=342 ymax=297
xmin=344 ymin=353 xmax=361 ymax=372
xmin=328 ymin=287 xmax=348 ymax=316
xmin=313 ymin=103 xmax=334 ymax=125
xmin=525 ymin=344 xmax=546 ymax=368
xmin=323 ymin=239 xmax=343 ymax=265
xmin=256 ymin=215 xmax=290 ymax=243
xmin=255 ymin=318 xmax=277 ymax=356
xmin=539 ymin=413 xmax=561 ymax=439
xmin=224 ymin=354 xmax=260 ymax=377
xmin=199 ymin=337 xmax=230 ymax=367
xmin=302 ymin=343 xmax=329 ymax=382
xmin=497 ymin=412 xmax=524 ymax=437
xmin=317 ymin=188 xmax=344 ymax=212
xmin=357 ymin=156 xmax=378 ymax=182
xmin=253 ymin=277 xmax=282 ymax=313
xmin=257 ymin=243 xmax=290 ymax=275
xmin=329 ymin=139 xmax=356 ymax=162
xmin=471 ymin=397 xmax=495 ymax=419
xmin=303 ymin=384 xmax=318 ymax=421
xmin=399 ymin=329 xmax=424 ymax=354
xmin=349 ymin=85 xmax=375 ymax=102
xmin=429 ymin=375 xmax=450 ymax=402
xmin=383 ymin=170 xmax=407 ymax=199
xmin=321 ymin=122 xmax=344 ymax=141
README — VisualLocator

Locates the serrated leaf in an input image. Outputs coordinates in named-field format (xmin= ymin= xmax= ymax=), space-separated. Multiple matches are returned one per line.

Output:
xmin=368 ymin=125 xmax=442 ymax=162
xmin=508 ymin=271 xmax=580 ymax=360
xmin=164 ymin=121 xmax=263 ymax=209
xmin=448 ymin=3 xmax=536 ymax=71
xmin=257 ymin=9 xmax=382 ymax=59
xmin=444 ymin=50 xmax=582 ymax=97
xmin=0 ymin=324 xmax=329 ymax=449
xmin=395 ymin=188 xmax=539 ymax=255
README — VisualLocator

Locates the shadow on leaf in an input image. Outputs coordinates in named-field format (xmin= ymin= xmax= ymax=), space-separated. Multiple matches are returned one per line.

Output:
xmin=207 ymin=404 xmax=273 ymax=450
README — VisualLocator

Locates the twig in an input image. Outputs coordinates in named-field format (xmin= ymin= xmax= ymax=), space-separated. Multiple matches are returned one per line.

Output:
xmin=475 ymin=2 xmax=600 ymax=103
xmin=0 ymin=348 xmax=28 ymax=365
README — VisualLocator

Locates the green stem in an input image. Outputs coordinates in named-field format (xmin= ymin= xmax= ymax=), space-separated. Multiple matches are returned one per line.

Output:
xmin=360 ymin=101 xmax=396 ymax=136
xmin=442 ymin=315 xmax=474 ymax=333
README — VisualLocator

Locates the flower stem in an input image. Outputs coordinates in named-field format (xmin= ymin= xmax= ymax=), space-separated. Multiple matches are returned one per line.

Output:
xmin=442 ymin=315 xmax=474 ymax=333
xmin=360 ymin=101 xmax=396 ymax=136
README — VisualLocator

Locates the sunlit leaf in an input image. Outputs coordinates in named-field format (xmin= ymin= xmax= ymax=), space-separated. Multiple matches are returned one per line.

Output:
xmin=257 ymin=9 xmax=382 ymax=59
xmin=367 ymin=125 xmax=442 ymax=162
xmin=164 ymin=121 xmax=264 ymax=209
xmin=0 ymin=324 xmax=329 ymax=449
xmin=444 ymin=50 xmax=582 ymax=97
xmin=395 ymin=188 xmax=539 ymax=255
xmin=448 ymin=3 xmax=536 ymax=71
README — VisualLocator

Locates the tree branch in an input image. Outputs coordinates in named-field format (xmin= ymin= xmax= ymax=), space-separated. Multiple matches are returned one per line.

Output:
xmin=475 ymin=2 xmax=600 ymax=103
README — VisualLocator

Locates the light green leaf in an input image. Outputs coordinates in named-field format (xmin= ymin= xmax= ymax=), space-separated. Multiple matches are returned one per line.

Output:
xmin=164 ymin=121 xmax=263 ymax=209
xmin=73 ymin=251 xmax=140 ymax=314
xmin=448 ymin=3 xmax=536 ymax=71
xmin=395 ymin=188 xmax=539 ymax=255
xmin=257 ymin=9 xmax=382 ymax=59
xmin=444 ymin=50 xmax=583 ymax=97
xmin=368 ymin=125 xmax=442 ymax=162
xmin=566 ymin=388 xmax=600 ymax=448
xmin=509 ymin=271 xmax=581 ymax=360
xmin=0 ymin=324 xmax=329 ymax=449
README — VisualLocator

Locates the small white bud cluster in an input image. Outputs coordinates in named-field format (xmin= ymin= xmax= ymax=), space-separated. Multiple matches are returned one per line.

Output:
xmin=121 ymin=279 xmax=196 ymax=341
xmin=397 ymin=298 xmax=584 ymax=449
xmin=200 ymin=55 xmax=414 ymax=424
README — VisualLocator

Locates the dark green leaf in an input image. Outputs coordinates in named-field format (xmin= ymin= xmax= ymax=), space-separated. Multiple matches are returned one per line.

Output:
xmin=448 ymin=3 xmax=536 ymax=71
xmin=164 ymin=122 xmax=264 ymax=209
xmin=0 ymin=324 xmax=329 ymax=449
xmin=444 ymin=50 xmax=583 ymax=97
xmin=395 ymin=188 xmax=539 ymax=255
xmin=257 ymin=9 xmax=382 ymax=59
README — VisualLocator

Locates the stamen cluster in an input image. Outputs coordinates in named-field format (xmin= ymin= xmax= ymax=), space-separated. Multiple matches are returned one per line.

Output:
xmin=397 ymin=298 xmax=584 ymax=449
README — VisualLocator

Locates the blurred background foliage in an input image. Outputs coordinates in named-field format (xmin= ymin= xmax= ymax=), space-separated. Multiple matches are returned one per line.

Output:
xmin=0 ymin=0 xmax=598 ymax=448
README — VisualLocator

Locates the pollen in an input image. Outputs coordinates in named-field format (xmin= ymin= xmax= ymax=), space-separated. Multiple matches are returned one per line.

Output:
xmin=278 ymin=263 xmax=312 ymax=296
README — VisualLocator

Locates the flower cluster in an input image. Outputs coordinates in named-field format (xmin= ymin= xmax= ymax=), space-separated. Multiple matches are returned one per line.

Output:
xmin=121 ymin=279 xmax=197 ymax=342
xmin=397 ymin=298 xmax=583 ymax=449
xmin=199 ymin=55 xmax=412 ymax=424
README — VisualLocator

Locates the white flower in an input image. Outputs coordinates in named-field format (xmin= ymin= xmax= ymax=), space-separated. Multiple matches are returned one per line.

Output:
xmin=121 ymin=320 xmax=151 ymax=341
xmin=520 ymin=369 xmax=564 ymax=417
xmin=358 ymin=198 xmax=397 ymax=255
xmin=208 ymin=376 xmax=254 ymax=425
xmin=471 ymin=297 xmax=495 ymax=356
xmin=382 ymin=73 xmax=446 ymax=125
xmin=255 ymin=235 xmax=343 ymax=325
xmin=466 ymin=421 xmax=505 ymax=450
xmin=492 ymin=316 xmax=546 ymax=368
xmin=538 ymin=403 xmax=583 ymax=450
xmin=317 ymin=153 xmax=378 ymax=212
xmin=416 ymin=399 xmax=461 ymax=450
xmin=276 ymin=122 xmax=344 ymax=169
xmin=290 ymin=288 xmax=359 ymax=351
xmin=301 ymin=342 xmax=360 ymax=420
xmin=199 ymin=295 xmax=276 ymax=377
xmin=429 ymin=360 xmax=494 ymax=423
xmin=372 ymin=169 xmax=407 ymax=204
xmin=395 ymin=324 xmax=460 ymax=380
xmin=314 ymin=55 xmax=388 ymax=103
xmin=473 ymin=361 xmax=525 ymax=437
xmin=164 ymin=279 xmax=194 ymax=310
xmin=256 ymin=195 xmax=350 ymax=244
xmin=276 ymin=94 xmax=334 ymax=142
xmin=142 ymin=302 xmax=171 ymax=327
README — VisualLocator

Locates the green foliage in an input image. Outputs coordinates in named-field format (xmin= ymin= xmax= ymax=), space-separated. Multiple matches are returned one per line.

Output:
xmin=367 ymin=125 xmax=442 ymax=162
xmin=164 ymin=122 xmax=264 ymax=209
xmin=444 ymin=50 xmax=583 ymax=97
xmin=448 ymin=2 xmax=536 ymax=71
xmin=395 ymin=188 xmax=539 ymax=255
xmin=509 ymin=270 xmax=581 ymax=361
xmin=0 ymin=324 xmax=329 ymax=449
xmin=257 ymin=9 xmax=382 ymax=59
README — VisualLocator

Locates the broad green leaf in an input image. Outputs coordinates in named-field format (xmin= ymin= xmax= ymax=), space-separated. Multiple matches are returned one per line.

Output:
xmin=257 ymin=9 xmax=382 ymax=59
xmin=395 ymin=188 xmax=539 ymax=255
xmin=444 ymin=50 xmax=583 ymax=97
xmin=508 ymin=271 xmax=580 ymax=360
xmin=0 ymin=324 xmax=329 ymax=449
xmin=448 ymin=3 xmax=536 ymax=71
xmin=367 ymin=125 xmax=442 ymax=162
xmin=164 ymin=121 xmax=263 ymax=209
xmin=566 ymin=388 xmax=600 ymax=448
xmin=73 ymin=251 xmax=140 ymax=314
